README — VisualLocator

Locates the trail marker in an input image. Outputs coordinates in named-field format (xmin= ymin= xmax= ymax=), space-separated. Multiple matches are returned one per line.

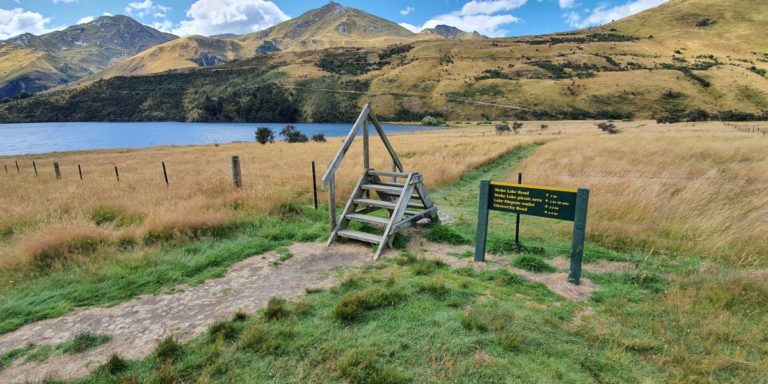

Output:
xmin=474 ymin=179 xmax=590 ymax=285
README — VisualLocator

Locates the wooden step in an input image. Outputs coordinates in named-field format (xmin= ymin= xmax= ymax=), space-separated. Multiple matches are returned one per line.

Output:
xmin=368 ymin=170 xmax=411 ymax=179
xmin=337 ymin=229 xmax=383 ymax=244
xmin=346 ymin=213 xmax=389 ymax=226
xmin=361 ymin=184 xmax=403 ymax=195
xmin=353 ymin=198 xmax=398 ymax=209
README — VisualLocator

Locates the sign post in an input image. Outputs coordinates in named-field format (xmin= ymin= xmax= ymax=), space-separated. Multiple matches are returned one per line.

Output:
xmin=474 ymin=179 xmax=589 ymax=285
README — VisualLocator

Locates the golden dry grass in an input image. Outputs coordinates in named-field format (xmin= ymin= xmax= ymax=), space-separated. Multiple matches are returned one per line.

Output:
xmin=2 ymin=120 xmax=766 ymax=270
xmin=0 ymin=126 xmax=541 ymax=270
xmin=513 ymin=121 xmax=768 ymax=265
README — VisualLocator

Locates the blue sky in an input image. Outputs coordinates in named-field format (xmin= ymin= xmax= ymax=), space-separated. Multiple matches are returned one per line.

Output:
xmin=0 ymin=0 xmax=667 ymax=40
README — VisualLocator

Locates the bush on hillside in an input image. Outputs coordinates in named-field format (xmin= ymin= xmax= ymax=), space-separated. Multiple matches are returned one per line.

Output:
xmin=421 ymin=116 xmax=446 ymax=126
xmin=311 ymin=133 xmax=327 ymax=143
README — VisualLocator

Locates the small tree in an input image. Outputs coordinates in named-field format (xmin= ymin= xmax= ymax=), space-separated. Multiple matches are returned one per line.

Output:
xmin=495 ymin=123 xmax=510 ymax=134
xmin=311 ymin=133 xmax=327 ymax=143
xmin=255 ymin=127 xmax=274 ymax=144
xmin=512 ymin=122 xmax=524 ymax=134
xmin=540 ymin=124 xmax=549 ymax=131
xmin=281 ymin=125 xmax=309 ymax=143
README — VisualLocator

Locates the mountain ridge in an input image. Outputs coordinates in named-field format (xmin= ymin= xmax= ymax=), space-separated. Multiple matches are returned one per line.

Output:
xmin=2 ymin=0 xmax=766 ymax=122
xmin=0 ymin=15 xmax=177 ymax=98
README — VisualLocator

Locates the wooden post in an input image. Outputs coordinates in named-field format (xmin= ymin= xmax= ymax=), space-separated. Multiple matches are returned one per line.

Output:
xmin=162 ymin=162 xmax=169 ymax=187
xmin=114 ymin=165 xmax=120 ymax=183
xmin=15 ymin=161 xmax=20 ymax=174
xmin=231 ymin=156 xmax=242 ymax=188
xmin=3 ymin=164 xmax=7 ymax=174
xmin=474 ymin=179 xmax=491 ymax=262
xmin=311 ymin=161 xmax=318 ymax=210
xmin=515 ymin=172 xmax=522 ymax=248
xmin=33 ymin=161 xmax=38 ymax=176
xmin=53 ymin=162 xmax=61 ymax=180
xmin=328 ymin=174 xmax=337 ymax=232
xmin=568 ymin=188 xmax=590 ymax=285
xmin=363 ymin=119 xmax=370 ymax=169
xmin=78 ymin=164 xmax=83 ymax=181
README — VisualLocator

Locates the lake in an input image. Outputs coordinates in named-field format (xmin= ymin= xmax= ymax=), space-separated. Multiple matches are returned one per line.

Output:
xmin=0 ymin=122 xmax=433 ymax=156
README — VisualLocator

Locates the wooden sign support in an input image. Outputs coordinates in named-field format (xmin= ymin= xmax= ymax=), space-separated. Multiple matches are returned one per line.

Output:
xmin=474 ymin=179 xmax=589 ymax=285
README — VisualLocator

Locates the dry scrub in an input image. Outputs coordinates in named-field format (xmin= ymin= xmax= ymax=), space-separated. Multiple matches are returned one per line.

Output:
xmin=0 ymin=126 xmax=541 ymax=270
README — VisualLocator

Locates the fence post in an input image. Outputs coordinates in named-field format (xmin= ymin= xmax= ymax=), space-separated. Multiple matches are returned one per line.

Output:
xmin=3 ymin=164 xmax=7 ymax=174
xmin=311 ymin=161 xmax=318 ymax=210
xmin=162 ymin=161 xmax=169 ymax=187
xmin=568 ymin=188 xmax=590 ymax=285
xmin=515 ymin=172 xmax=522 ymax=248
xmin=231 ymin=156 xmax=242 ymax=188
xmin=54 ymin=162 xmax=61 ymax=180
xmin=33 ymin=161 xmax=38 ymax=176
xmin=15 ymin=161 xmax=20 ymax=174
xmin=114 ymin=165 xmax=120 ymax=183
xmin=78 ymin=164 xmax=83 ymax=181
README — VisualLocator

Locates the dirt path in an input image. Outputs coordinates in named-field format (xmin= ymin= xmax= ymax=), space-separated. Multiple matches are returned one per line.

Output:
xmin=0 ymin=242 xmax=371 ymax=384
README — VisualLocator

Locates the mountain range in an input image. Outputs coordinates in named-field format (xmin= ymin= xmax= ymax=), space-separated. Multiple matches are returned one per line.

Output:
xmin=1 ymin=0 xmax=767 ymax=123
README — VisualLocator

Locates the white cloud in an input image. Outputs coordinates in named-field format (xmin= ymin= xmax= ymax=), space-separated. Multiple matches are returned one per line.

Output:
xmin=151 ymin=19 xmax=174 ymax=32
xmin=566 ymin=0 xmax=667 ymax=28
xmin=400 ymin=6 xmax=415 ymax=16
xmin=402 ymin=0 xmax=526 ymax=37
xmin=399 ymin=22 xmax=419 ymax=33
xmin=77 ymin=16 xmax=95 ymax=24
xmin=559 ymin=0 xmax=577 ymax=9
xmin=103 ymin=12 xmax=113 ymax=16
xmin=460 ymin=0 xmax=527 ymax=16
xmin=0 ymin=7 xmax=52 ymax=39
xmin=125 ymin=0 xmax=170 ymax=19
xmin=52 ymin=0 xmax=78 ymax=4
xmin=172 ymin=0 xmax=289 ymax=37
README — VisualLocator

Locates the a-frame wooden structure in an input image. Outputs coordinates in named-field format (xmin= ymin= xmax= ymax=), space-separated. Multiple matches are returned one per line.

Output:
xmin=322 ymin=104 xmax=439 ymax=259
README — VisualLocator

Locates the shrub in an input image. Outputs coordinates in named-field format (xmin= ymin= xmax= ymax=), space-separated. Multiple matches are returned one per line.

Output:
xmin=154 ymin=336 xmax=182 ymax=363
xmin=102 ymin=354 xmax=128 ymax=374
xmin=311 ymin=133 xmax=327 ymax=142
xmin=495 ymin=123 xmax=510 ymax=134
xmin=421 ymin=115 xmax=446 ymax=126
xmin=280 ymin=125 xmax=309 ymax=143
xmin=513 ymin=255 xmax=556 ymax=273
xmin=31 ymin=235 xmax=106 ymax=270
xmin=255 ymin=127 xmax=274 ymax=144
xmin=265 ymin=297 xmax=288 ymax=321
xmin=208 ymin=320 xmax=238 ymax=342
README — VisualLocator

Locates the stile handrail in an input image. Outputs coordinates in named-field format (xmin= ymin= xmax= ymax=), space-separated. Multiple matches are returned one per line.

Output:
xmin=320 ymin=103 xmax=403 ymax=191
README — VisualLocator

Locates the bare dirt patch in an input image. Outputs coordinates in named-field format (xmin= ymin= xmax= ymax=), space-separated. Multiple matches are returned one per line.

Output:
xmin=0 ymin=242 xmax=371 ymax=384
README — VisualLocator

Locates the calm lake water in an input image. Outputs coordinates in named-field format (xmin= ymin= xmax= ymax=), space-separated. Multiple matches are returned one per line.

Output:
xmin=0 ymin=122 xmax=433 ymax=156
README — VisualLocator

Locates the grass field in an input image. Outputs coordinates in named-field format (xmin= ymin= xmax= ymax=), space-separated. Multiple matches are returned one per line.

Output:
xmin=1 ymin=120 xmax=767 ymax=382
xmin=43 ymin=130 xmax=768 ymax=383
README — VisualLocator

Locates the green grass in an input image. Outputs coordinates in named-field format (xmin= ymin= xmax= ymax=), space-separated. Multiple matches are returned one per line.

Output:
xmin=0 ymin=205 xmax=328 ymax=335
xmin=512 ymin=255 xmax=557 ymax=273
xmin=73 ymin=255 xmax=668 ymax=383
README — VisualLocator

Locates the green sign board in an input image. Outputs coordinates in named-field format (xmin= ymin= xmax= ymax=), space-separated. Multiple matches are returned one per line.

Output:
xmin=488 ymin=182 xmax=578 ymax=221
xmin=474 ymin=179 xmax=590 ymax=285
